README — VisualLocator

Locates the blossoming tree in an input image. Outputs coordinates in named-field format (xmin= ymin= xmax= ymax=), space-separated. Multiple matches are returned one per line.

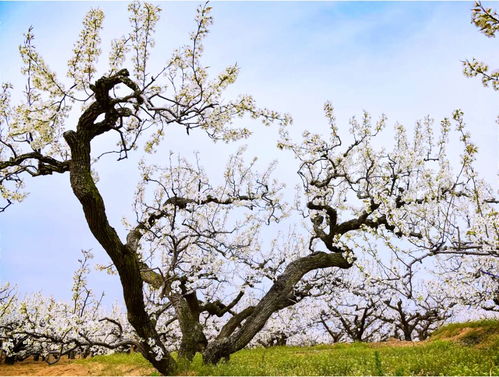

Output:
xmin=1 ymin=1 xmax=497 ymax=375
xmin=0 ymin=2 xmax=291 ymax=373
xmin=0 ymin=251 xmax=135 ymax=364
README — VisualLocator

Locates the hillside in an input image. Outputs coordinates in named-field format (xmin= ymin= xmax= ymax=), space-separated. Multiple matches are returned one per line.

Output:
xmin=429 ymin=319 xmax=499 ymax=348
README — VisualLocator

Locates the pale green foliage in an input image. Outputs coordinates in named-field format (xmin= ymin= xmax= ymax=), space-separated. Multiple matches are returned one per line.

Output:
xmin=0 ymin=27 xmax=73 ymax=210
xmin=140 ymin=4 xmax=291 ymax=153
xmin=471 ymin=2 xmax=499 ymax=37
xmin=0 ymin=84 xmax=26 ymax=206
xmin=463 ymin=58 xmax=499 ymax=90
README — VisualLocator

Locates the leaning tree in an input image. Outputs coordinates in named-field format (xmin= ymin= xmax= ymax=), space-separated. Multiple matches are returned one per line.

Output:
xmin=1 ymin=2 xmax=497 ymax=375
xmin=0 ymin=2 xmax=292 ymax=373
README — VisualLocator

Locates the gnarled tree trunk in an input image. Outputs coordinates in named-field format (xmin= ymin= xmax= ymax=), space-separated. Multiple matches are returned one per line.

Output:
xmin=202 ymin=250 xmax=351 ymax=364
xmin=170 ymin=292 xmax=207 ymax=361
xmin=62 ymin=71 xmax=178 ymax=375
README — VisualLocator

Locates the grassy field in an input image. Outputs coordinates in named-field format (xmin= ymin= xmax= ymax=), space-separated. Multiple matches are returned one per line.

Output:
xmin=81 ymin=339 xmax=498 ymax=376
xmin=1 ymin=320 xmax=498 ymax=376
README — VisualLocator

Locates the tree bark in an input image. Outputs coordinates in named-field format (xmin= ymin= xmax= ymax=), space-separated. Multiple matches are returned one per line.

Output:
xmin=202 ymin=250 xmax=351 ymax=364
xmin=170 ymin=292 xmax=207 ymax=361
xmin=63 ymin=128 xmax=177 ymax=375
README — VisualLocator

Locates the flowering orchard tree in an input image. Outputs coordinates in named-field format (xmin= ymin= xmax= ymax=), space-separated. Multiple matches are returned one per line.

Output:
xmin=280 ymin=106 xmax=497 ymax=260
xmin=433 ymin=255 xmax=499 ymax=313
xmin=375 ymin=278 xmax=454 ymax=341
xmin=0 ymin=2 xmax=291 ymax=374
xmin=127 ymin=148 xmax=294 ymax=361
xmin=1 ymin=1 xmax=498 ymax=375
xmin=274 ymin=106 xmax=497 ymax=344
xmin=0 ymin=251 xmax=135 ymax=364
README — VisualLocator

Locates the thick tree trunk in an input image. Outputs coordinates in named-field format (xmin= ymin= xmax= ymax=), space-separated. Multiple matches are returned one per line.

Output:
xmin=402 ymin=327 xmax=413 ymax=341
xmin=63 ymin=130 xmax=177 ymax=375
xmin=262 ymin=332 xmax=287 ymax=347
xmin=202 ymin=251 xmax=352 ymax=364
xmin=353 ymin=331 xmax=364 ymax=342
xmin=170 ymin=293 xmax=207 ymax=361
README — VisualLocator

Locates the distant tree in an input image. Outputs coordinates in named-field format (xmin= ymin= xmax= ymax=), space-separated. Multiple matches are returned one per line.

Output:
xmin=325 ymin=297 xmax=385 ymax=343
xmin=0 ymin=251 xmax=134 ymax=365
xmin=318 ymin=313 xmax=345 ymax=343
xmin=1 ymin=1 xmax=497 ymax=374
xmin=380 ymin=295 xmax=453 ymax=341
xmin=357 ymin=257 xmax=455 ymax=342
xmin=315 ymin=271 xmax=387 ymax=343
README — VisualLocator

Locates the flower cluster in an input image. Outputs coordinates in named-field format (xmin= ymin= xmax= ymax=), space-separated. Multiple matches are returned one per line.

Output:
xmin=463 ymin=2 xmax=499 ymax=90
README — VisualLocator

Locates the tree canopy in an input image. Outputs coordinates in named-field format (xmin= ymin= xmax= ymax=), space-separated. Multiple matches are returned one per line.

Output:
xmin=0 ymin=1 xmax=497 ymax=375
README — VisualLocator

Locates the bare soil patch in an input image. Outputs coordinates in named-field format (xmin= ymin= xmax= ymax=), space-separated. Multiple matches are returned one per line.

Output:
xmin=0 ymin=357 xmax=154 ymax=376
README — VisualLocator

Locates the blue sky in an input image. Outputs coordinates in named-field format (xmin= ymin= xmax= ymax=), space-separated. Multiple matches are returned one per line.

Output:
xmin=0 ymin=1 xmax=497 ymax=306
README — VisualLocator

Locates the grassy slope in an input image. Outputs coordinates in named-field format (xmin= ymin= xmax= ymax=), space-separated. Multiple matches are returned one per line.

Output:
xmin=430 ymin=319 xmax=499 ymax=347
xmin=77 ymin=320 xmax=498 ymax=376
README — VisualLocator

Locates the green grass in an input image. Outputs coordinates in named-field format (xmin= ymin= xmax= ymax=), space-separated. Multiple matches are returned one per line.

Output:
xmin=77 ymin=320 xmax=499 ymax=376
xmin=179 ymin=341 xmax=498 ymax=376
